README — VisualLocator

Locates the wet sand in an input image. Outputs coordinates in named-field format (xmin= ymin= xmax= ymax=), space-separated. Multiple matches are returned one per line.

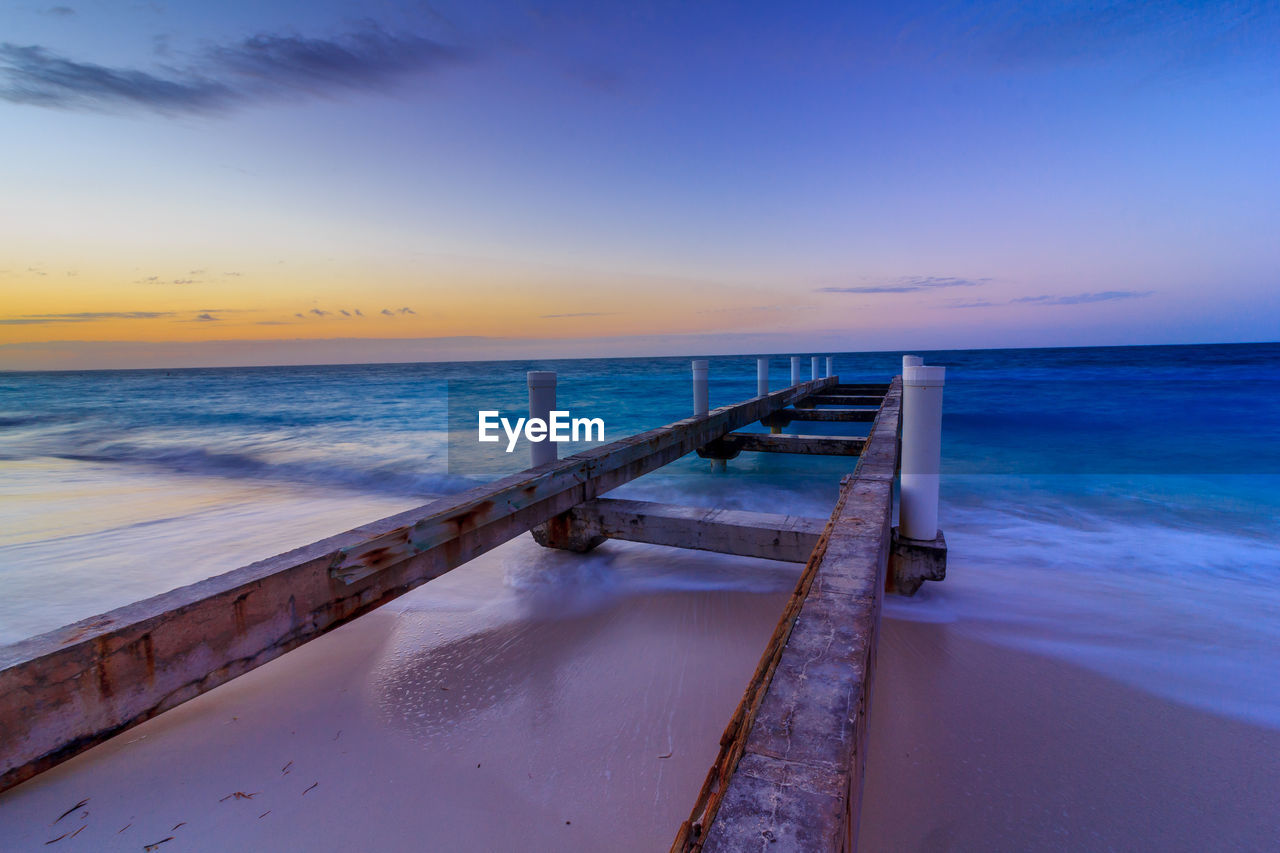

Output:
xmin=0 ymin=539 xmax=794 ymax=851
xmin=860 ymin=618 xmax=1280 ymax=852
xmin=4 ymin=536 xmax=1277 ymax=852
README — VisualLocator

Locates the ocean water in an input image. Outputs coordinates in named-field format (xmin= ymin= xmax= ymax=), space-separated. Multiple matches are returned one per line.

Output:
xmin=1 ymin=343 xmax=1278 ymax=729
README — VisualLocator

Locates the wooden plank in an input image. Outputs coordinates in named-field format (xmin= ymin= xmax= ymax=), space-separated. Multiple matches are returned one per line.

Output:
xmin=0 ymin=376 xmax=838 ymax=794
xmin=804 ymin=394 xmax=883 ymax=406
xmin=832 ymin=384 xmax=889 ymax=393
xmin=545 ymin=498 xmax=825 ymax=563
xmin=785 ymin=407 xmax=878 ymax=422
xmin=726 ymin=432 xmax=865 ymax=456
xmin=674 ymin=377 xmax=901 ymax=853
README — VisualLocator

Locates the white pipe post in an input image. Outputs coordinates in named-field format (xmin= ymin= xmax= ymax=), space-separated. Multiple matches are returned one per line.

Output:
xmin=756 ymin=357 xmax=769 ymax=397
xmin=903 ymin=354 xmax=923 ymax=372
xmin=692 ymin=359 xmax=709 ymax=416
xmin=825 ymin=356 xmax=833 ymax=378
xmin=790 ymin=357 xmax=801 ymax=386
xmin=527 ymin=371 xmax=557 ymax=468
xmin=900 ymin=365 xmax=945 ymax=541
xmin=811 ymin=356 xmax=820 ymax=381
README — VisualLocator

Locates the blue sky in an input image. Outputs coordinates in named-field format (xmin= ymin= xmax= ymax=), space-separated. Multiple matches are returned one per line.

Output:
xmin=2 ymin=1 xmax=1278 ymax=368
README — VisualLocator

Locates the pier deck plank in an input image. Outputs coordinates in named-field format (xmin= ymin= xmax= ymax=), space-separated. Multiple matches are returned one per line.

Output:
xmin=675 ymin=378 xmax=902 ymax=853
xmin=804 ymin=394 xmax=884 ymax=406
xmin=543 ymin=498 xmax=825 ymax=563
xmin=725 ymin=432 xmax=866 ymax=456
xmin=784 ymin=407 xmax=878 ymax=423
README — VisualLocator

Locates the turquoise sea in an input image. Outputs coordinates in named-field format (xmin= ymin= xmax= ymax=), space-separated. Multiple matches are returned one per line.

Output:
xmin=1 ymin=342 xmax=1278 ymax=727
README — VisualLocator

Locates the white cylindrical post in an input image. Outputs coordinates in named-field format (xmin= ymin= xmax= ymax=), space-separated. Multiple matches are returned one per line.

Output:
xmin=825 ymin=356 xmax=833 ymax=378
xmin=756 ymin=357 xmax=769 ymax=397
xmin=900 ymin=365 xmax=945 ymax=541
xmin=692 ymin=359 xmax=709 ymax=416
xmin=811 ymin=356 xmax=820 ymax=381
xmin=790 ymin=357 xmax=801 ymax=386
xmin=903 ymin=354 xmax=923 ymax=372
xmin=527 ymin=371 xmax=557 ymax=468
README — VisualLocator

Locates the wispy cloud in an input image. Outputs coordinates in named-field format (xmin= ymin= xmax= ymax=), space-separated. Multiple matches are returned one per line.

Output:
xmin=43 ymin=6 xmax=76 ymax=17
xmin=818 ymin=276 xmax=990 ymax=295
xmin=948 ymin=290 xmax=1155 ymax=309
xmin=193 ymin=312 xmax=220 ymax=321
xmin=0 ymin=311 xmax=174 ymax=325
xmin=381 ymin=307 xmax=415 ymax=316
xmin=0 ymin=26 xmax=464 ymax=115
xmin=309 ymin=308 xmax=330 ymax=316
xmin=541 ymin=311 xmax=615 ymax=319
xmin=1012 ymin=290 xmax=1154 ymax=305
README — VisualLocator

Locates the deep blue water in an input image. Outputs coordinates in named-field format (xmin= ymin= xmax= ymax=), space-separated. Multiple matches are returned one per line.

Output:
xmin=1 ymin=342 xmax=1278 ymax=726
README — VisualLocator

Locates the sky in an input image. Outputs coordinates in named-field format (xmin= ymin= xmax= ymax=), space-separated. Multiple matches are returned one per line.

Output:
xmin=2 ymin=0 xmax=1278 ymax=369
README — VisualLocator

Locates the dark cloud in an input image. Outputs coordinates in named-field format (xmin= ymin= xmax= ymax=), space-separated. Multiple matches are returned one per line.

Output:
xmin=0 ymin=311 xmax=174 ymax=325
xmin=353 ymin=308 xmax=363 ymax=317
xmin=398 ymin=306 xmax=415 ymax=314
xmin=818 ymin=276 xmax=989 ymax=295
xmin=381 ymin=308 xmax=394 ymax=316
xmin=44 ymin=6 xmax=76 ymax=16
xmin=1012 ymin=290 xmax=1153 ymax=305
xmin=194 ymin=312 xmax=219 ymax=321
xmin=382 ymin=307 xmax=415 ymax=316
xmin=0 ymin=26 xmax=464 ymax=115
xmin=171 ymin=278 xmax=197 ymax=284
xmin=0 ymin=44 xmax=232 ymax=112
xmin=294 ymin=312 xmax=305 ymax=318
xmin=309 ymin=308 xmax=330 ymax=316
xmin=340 ymin=309 xmax=351 ymax=317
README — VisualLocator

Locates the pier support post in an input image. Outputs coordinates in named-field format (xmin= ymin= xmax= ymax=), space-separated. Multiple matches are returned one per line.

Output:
xmin=693 ymin=359 xmax=709 ymax=416
xmin=903 ymin=354 xmax=923 ymax=371
xmin=826 ymin=356 xmax=833 ymax=378
xmin=811 ymin=356 xmax=820 ymax=381
xmin=757 ymin=357 xmax=769 ymax=397
xmin=900 ymin=364 xmax=944 ymax=541
xmin=527 ymin=371 xmax=557 ymax=468
xmin=790 ymin=357 xmax=801 ymax=386
xmin=692 ymin=360 xmax=723 ymax=470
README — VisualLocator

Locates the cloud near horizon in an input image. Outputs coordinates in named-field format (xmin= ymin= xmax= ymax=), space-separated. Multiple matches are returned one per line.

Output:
xmin=952 ymin=290 xmax=1155 ymax=308
xmin=0 ymin=311 xmax=174 ymax=325
xmin=0 ymin=26 xmax=463 ymax=115
xmin=818 ymin=276 xmax=990 ymax=295
xmin=1013 ymin=290 xmax=1154 ymax=306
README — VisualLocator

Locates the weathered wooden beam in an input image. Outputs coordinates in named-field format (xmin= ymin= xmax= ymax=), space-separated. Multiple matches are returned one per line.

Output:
xmin=674 ymin=378 xmax=901 ymax=853
xmin=784 ymin=407 xmax=878 ymax=423
xmin=804 ymin=394 xmax=884 ymax=406
xmin=0 ymin=376 xmax=838 ymax=795
xmin=832 ymin=384 xmax=889 ymax=394
xmin=725 ymin=432 xmax=866 ymax=456
xmin=533 ymin=498 xmax=825 ymax=563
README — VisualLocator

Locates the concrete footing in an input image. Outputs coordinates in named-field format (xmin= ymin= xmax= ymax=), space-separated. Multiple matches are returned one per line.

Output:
xmin=888 ymin=527 xmax=947 ymax=595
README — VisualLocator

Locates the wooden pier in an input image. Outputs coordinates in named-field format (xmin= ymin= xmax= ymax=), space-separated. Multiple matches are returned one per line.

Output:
xmin=0 ymin=359 xmax=947 ymax=850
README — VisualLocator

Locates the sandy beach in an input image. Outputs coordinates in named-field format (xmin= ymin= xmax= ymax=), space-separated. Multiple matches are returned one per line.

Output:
xmin=5 ymin=529 xmax=1275 ymax=852
xmin=0 ymin=538 xmax=798 ymax=851
xmin=861 ymin=619 xmax=1280 ymax=852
